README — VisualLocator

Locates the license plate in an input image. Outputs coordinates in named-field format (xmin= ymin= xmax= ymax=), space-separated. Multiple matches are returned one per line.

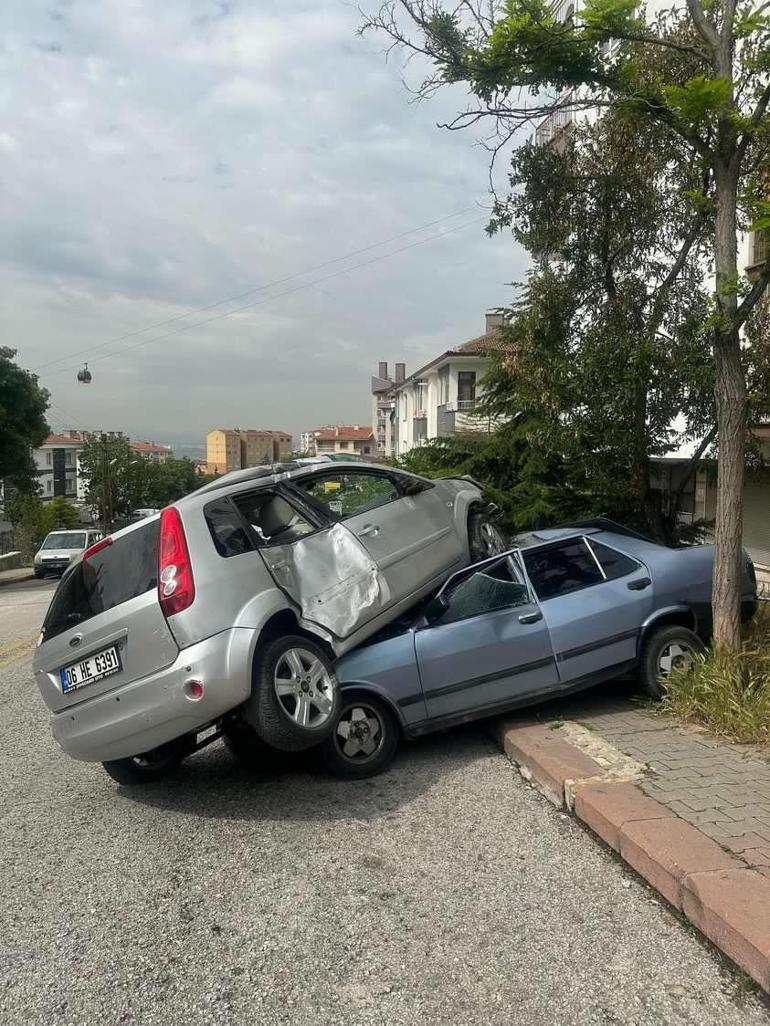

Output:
xmin=60 ymin=645 xmax=122 ymax=694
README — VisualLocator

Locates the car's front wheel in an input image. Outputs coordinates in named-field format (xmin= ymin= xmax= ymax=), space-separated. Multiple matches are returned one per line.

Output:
xmin=468 ymin=508 xmax=507 ymax=562
xmin=640 ymin=624 xmax=705 ymax=700
xmin=250 ymin=635 xmax=340 ymax=752
xmin=319 ymin=695 xmax=399 ymax=779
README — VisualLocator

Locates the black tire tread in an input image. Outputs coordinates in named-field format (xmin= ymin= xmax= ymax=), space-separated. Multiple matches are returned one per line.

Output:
xmin=250 ymin=634 xmax=340 ymax=753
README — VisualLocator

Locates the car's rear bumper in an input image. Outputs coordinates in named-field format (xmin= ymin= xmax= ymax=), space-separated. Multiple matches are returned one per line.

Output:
xmin=48 ymin=628 xmax=255 ymax=762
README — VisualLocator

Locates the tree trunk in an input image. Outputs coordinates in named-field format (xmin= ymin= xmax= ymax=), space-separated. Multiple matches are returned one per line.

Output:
xmin=711 ymin=159 xmax=746 ymax=651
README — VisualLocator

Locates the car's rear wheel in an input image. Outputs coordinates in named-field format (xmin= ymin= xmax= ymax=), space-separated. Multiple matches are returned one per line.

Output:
xmin=468 ymin=509 xmax=507 ymax=562
xmin=640 ymin=624 xmax=705 ymax=700
xmin=102 ymin=739 xmax=188 ymax=785
xmin=319 ymin=695 xmax=399 ymax=779
xmin=221 ymin=717 xmax=279 ymax=771
xmin=250 ymin=635 xmax=340 ymax=752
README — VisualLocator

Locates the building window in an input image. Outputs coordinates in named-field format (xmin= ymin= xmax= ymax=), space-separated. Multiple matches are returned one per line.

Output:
xmin=457 ymin=371 xmax=477 ymax=410
xmin=439 ymin=366 xmax=450 ymax=405
xmin=46 ymin=451 xmax=52 ymax=466
xmin=45 ymin=479 xmax=52 ymax=494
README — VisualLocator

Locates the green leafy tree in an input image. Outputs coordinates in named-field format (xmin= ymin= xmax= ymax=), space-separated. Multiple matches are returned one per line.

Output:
xmin=41 ymin=496 xmax=80 ymax=533
xmin=480 ymin=110 xmax=719 ymax=539
xmin=0 ymin=347 xmax=49 ymax=491
xmin=78 ymin=433 xmax=141 ymax=529
xmin=363 ymin=0 xmax=770 ymax=649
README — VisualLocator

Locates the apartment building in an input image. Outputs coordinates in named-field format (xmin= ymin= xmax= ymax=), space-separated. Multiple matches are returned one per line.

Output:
xmin=381 ymin=313 xmax=510 ymax=458
xmin=205 ymin=428 xmax=293 ymax=475
xmin=32 ymin=431 xmax=175 ymax=502
xmin=306 ymin=425 xmax=375 ymax=459
xmin=35 ymin=431 xmax=86 ymax=502
xmin=370 ymin=362 xmax=403 ymax=458
xmin=130 ymin=440 xmax=173 ymax=463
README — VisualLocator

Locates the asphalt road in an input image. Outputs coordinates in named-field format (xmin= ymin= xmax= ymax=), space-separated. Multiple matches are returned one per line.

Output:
xmin=1 ymin=578 xmax=767 ymax=1026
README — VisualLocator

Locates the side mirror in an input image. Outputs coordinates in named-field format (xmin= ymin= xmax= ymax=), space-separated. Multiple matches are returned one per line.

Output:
xmin=424 ymin=594 xmax=449 ymax=623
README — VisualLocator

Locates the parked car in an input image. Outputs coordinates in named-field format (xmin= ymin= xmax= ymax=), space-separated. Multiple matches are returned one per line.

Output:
xmin=34 ymin=529 xmax=103 ymax=578
xmin=32 ymin=461 xmax=504 ymax=784
xmin=313 ymin=521 xmax=758 ymax=779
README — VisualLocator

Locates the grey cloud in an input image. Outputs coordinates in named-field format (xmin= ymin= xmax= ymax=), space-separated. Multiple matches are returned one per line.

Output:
xmin=1 ymin=0 xmax=527 ymax=445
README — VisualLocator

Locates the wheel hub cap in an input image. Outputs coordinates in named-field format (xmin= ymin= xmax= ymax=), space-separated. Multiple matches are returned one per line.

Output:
xmin=274 ymin=648 xmax=336 ymax=728
xmin=335 ymin=706 xmax=383 ymax=761
xmin=658 ymin=642 xmax=695 ymax=677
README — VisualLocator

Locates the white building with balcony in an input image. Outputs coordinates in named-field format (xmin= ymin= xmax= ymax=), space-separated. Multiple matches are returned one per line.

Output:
xmin=388 ymin=313 xmax=510 ymax=457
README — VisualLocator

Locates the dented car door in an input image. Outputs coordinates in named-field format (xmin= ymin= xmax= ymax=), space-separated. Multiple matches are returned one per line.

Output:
xmin=260 ymin=521 xmax=393 ymax=640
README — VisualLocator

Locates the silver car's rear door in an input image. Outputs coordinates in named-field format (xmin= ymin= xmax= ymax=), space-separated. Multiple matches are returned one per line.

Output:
xmin=288 ymin=469 xmax=463 ymax=610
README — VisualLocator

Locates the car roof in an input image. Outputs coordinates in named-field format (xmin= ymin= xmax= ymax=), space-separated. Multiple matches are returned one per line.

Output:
xmin=189 ymin=460 xmax=410 ymax=501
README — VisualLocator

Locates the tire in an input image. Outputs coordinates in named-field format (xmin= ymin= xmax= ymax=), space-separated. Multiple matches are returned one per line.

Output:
xmin=319 ymin=694 xmax=399 ymax=779
xmin=639 ymin=624 xmax=705 ymax=700
xmin=468 ymin=508 xmax=507 ymax=562
xmin=250 ymin=635 xmax=340 ymax=753
xmin=33 ymin=569 xmax=44 ymax=579
xmin=221 ymin=718 xmax=276 ymax=771
xmin=102 ymin=740 xmax=187 ymax=785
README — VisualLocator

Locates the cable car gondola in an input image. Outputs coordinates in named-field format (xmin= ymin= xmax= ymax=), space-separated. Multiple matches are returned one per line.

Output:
xmin=77 ymin=363 xmax=92 ymax=384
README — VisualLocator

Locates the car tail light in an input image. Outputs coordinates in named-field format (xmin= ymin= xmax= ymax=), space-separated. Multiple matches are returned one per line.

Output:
xmin=158 ymin=507 xmax=195 ymax=617
xmin=83 ymin=537 xmax=113 ymax=562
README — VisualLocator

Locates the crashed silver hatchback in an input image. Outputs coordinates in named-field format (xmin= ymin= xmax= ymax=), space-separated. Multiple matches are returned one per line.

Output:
xmin=32 ymin=461 xmax=503 ymax=784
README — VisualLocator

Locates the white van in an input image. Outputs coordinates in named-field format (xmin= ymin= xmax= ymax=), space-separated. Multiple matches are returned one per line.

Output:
xmin=34 ymin=529 xmax=103 ymax=578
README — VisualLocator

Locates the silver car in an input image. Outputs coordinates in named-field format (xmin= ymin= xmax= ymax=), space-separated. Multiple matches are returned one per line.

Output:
xmin=33 ymin=461 xmax=503 ymax=784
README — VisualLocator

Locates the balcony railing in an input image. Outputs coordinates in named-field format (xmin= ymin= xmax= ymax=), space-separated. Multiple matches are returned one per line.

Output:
xmin=535 ymin=97 xmax=575 ymax=146
xmin=749 ymin=230 xmax=768 ymax=270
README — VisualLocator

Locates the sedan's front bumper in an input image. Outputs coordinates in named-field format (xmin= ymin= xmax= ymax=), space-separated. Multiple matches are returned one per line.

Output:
xmin=47 ymin=628 xmax=255 ymax=762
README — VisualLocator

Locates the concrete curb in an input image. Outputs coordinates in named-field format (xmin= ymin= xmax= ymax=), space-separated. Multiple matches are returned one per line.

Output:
xmin=498 ymin=720 xmax=770 ymax=992
xmin=0 ymin=569 xmax=35 ymax=589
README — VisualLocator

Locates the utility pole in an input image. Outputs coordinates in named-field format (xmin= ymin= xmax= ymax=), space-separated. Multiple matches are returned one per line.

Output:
xmin=101 ymin=433 xmax=112 ymax=535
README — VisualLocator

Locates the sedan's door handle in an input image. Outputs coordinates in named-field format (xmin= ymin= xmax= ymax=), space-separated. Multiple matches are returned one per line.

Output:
xmin=357 ymin=523 xmax=380 ymax=538
xmin=518 ymin=610 xmax=543 ymax=625
xmin=627 ymin=576 xmax=652 ymax=591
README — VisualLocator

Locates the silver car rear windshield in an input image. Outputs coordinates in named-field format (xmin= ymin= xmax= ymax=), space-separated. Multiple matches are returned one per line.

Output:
xmin=41 ymin=522 xmax=159 ymax=641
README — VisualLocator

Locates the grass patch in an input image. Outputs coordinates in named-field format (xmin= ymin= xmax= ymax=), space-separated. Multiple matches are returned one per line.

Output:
xmin=660 ymin=603 xmax=770 ymax=745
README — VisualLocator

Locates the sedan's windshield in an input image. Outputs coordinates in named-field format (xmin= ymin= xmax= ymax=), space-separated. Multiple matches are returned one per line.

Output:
xmin=41 ymin=532 xmax=86 ymax=550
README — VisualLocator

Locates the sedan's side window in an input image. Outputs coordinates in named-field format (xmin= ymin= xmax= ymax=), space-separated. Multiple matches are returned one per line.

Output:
xmin=434 ymin=556 xmax=530 ymax=625
xmin=587 ymin=540 xmax=641 ymax=581
xmin=523 ymin=539 xmax=604 ymax=601
xmin=295 ymin=472 xmax=400 ymax=520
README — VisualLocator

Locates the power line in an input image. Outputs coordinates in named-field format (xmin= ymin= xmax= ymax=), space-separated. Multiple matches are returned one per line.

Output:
xmin=41 ymin=216 xmax=483 ymax=376
xmin=34 ymin=205 xmax=480 ymax=375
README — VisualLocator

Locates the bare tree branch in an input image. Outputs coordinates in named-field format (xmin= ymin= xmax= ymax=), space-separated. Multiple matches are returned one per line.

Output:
xmin=734 ymin=80 xmax=770 ymax=169
xmin=685 ymin=0 xmax=719 ymax=52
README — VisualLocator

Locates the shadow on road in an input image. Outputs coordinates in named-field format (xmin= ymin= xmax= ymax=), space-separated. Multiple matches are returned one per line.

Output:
xmin=119 ymin=723 xmax=496 ymax=822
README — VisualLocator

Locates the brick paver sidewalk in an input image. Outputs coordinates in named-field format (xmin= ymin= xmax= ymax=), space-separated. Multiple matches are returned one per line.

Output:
xmin=525 ymin=686 xmax=770 ymax=875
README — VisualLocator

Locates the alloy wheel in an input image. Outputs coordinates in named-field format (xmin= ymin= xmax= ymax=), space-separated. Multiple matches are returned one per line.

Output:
xmin=333 ymin=704 xmax=384 ymax=762
xmin=274 ymin=647 xmax=336 ymax=728
xmin=657 ymin=641 xmax=696 ymax=678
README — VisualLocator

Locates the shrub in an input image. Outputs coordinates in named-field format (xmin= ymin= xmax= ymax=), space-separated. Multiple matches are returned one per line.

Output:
xmin=660 ymin=604 xmax=770 ymax=744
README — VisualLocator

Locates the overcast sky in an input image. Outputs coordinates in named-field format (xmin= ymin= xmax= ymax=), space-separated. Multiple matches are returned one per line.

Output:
xmin=1 ymin=0 xmax=527 ymax=453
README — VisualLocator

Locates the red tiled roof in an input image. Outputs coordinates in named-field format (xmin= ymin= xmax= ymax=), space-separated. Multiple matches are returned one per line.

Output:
xmin=43 ymin=432 xmax=84 ymax=445
xmin=130 ymin=440 xmax=172 ymax=454
xmin=314 ymin=425 xmax=374 ymax=441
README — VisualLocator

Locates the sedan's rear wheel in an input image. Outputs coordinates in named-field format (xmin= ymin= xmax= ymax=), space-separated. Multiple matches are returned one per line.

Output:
xmin=640 ymin=624 xmax=705 ymax=700
xmin=468 ymin=509 xmax=507 ymax=562
xmin=319 ymin=695 xmax=399 ymax=779
xmin=250 ymin=635 xmax=340 ymax=752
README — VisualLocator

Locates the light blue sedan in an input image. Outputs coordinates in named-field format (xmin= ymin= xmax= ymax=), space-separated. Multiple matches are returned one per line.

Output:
xmin=320 ymin=520 xmax=758 ymax=778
